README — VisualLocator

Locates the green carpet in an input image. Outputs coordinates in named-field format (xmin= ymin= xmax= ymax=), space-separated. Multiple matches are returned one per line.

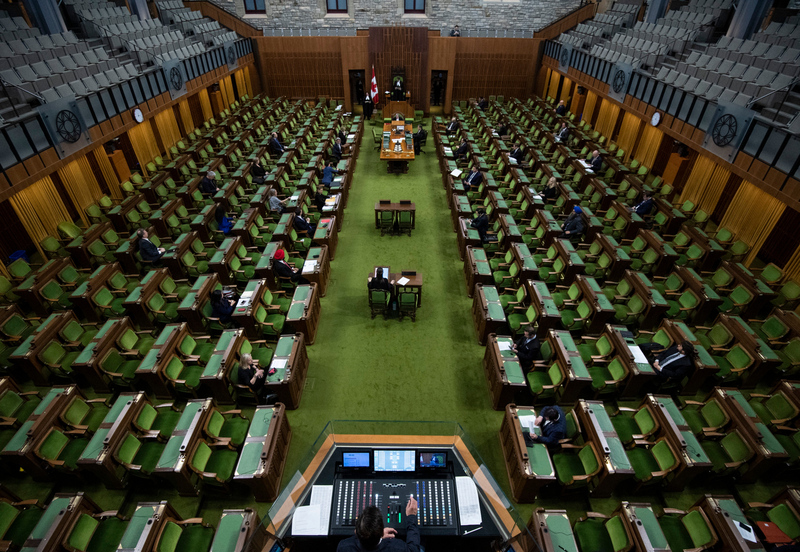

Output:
xmin=281 ymin=119 xmax=511 ymax=510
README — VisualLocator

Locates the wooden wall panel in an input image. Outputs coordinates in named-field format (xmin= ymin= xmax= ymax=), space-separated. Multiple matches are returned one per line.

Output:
xmin=429 ymin=37 xmax=457 ymax=113
xmin=451 ymin=39 xmax=540 ymax=106
xmin=340 ymin=37 xmax=369 ymax=112
xmin=369 ymin=27 xmax=429 ymax=113
xmin=254 ymin=38 xmax=346 ymax=100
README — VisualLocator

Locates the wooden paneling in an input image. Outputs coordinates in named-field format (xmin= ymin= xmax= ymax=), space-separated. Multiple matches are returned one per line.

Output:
xmin=254 ymin=38 xmax=347 ymax=100
xmin=369 ymin=27 xmax=429 ymax=113
xmin=428 ymin=37 xmax=457 ymax=112
xmin=534 ymin=3 xmax=598 ymax=40
xmin=340 ymin=37 xmax=369 ymax=112
xmin=451 ymin=39 xmax=540 ymax=105
xmin=185 ymin=1 xmax=262 ymax=37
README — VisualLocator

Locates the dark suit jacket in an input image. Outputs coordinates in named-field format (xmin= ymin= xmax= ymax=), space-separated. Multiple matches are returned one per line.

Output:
xmin=510 ymin=148 xmax=524 ymax=164
xmin=654 ymin=346 xmax=694 ymax=382
xmin=497 ymin=125 xmax=508 ymax=137
xmin=237 ymin=364 xmax=265 ymax=396
xmin=269 ymin=137 xmax=284 ymax=156
xmin=470 ymin=214 xmax=489 ymax=235
xmin=368 ymin=278 xmax=392 ymax=292
xmin=588 ymin=155 xmax=602 ymax=172
xmin=251 ymin=164 xmax=267 ymax=179
xmin=211 ymin=299 xmax=235 ymax=324
xmin=446 ymin=121 xmax=460 ymax=134
xmin=332 ymin=143 xmax=343 ymax=160
xmin=455 ymin=142 xmax=469 ymax=159
xmin=199 ymin=177 xmax=217 ymax=195
xmin=337 ymin=516 xmax=420 ymax=552
xmin=464 ymin=170 xmax=483 ymax=190
xmin=274 ymin=259 xmax=302 ymax=282
xmin=556 ymin=105 xmax=567 ymax=116
xmin=514 ymin=335 xmax=541 ymax=370
xmin=634 ymin=198 xmax=654 ymax=216
xmin=556 ymin=127 xmax=570 ymax=141
xmin=536 ymin=406 xmax=567 ymax=446
xmin=293 ymin=216 xmax=313 ymax=234
xmin=478 ymin=99 xmax=488 ymax=109
xmin=562 ymin=213 xmax=585 ymax=235
xmin=138 ymin=239 xmax=162 ymax=262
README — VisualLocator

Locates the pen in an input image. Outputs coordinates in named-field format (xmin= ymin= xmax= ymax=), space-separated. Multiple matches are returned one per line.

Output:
xmin=463 ymin=526 xmax=482 ymax=536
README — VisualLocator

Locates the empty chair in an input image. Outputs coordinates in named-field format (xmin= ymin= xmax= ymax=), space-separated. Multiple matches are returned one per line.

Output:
xmin=41 ymin=88 xmax=60 ymax=103
xmin=81 ymin=75 xmax=100 ymax=92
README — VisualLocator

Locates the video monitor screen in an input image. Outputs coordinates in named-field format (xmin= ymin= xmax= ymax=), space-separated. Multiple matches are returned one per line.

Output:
xmin=419 ymin=452 xmax=446 ymax=468
xmin=342 ymin=452 xmax=370 ymax=468
xmin=373 ymin=450 xmax=415 ymax=472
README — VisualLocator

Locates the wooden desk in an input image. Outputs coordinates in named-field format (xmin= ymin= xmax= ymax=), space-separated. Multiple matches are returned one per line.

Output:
xmin=547 ymin=330 xmax=593 ymax=404
xmin=301 ymin=246 xmax=330 ymax=297
xmin=602 ymin=323 xmax=657 ymax=398
xmin=209 ymin=237 xmax=245 ymax=286
xmin=483 ymin=334 xmax=526 ymax=410
xmin=625 ymin=270 xmax=670 ymax=331
xmin=262 ymin=334 xmax=309 ymax=409
xmin=500 ymin=404 xmax=556 ymax=502
xmin=135 ymin=323 xmax=186 ymax=398
xmin=472 ymin=286 xmax=508 ymax=346
xmin=116 ymin=501 xmax=180 ymax=552
xmin=722 ymin=261 xmax=778 ymax=319
xmin=231 ymin=279 xmax=270 ymax=340
xmin=697 ymin=495 xmax=766 ymax=551
xmin=154 ymin=397 xmax=213 ymax=495
xmin=177 ymin=273 xmax=221 ymax=333
xmin=312 ymin=217 xmax=338 ymax=260
xmin=510 ymin=243 xmax=539 ymax=283
xmin=676 ymin=266 xmax=723 ymax=324
xmin=22 ymin=493 xmax=100 ymax=552
xmin=190 ymin=204 xmax=216 ymax=243
xmin=107 ymin=194 xmax=146 ymax=233
xmin=376 ymin=268 xmax=424 ymax=307
xmin=71 ymin=317 xmax=142 ymax=393
xmin=123 ymin=268 xmax=170 ymax=330
xmin=374 ymin=202 xmax=416 ymax=230
xmin=285 ymin=283 xmax=321 ymax=345
xmin=618 ymin=502 xmax=671 ymax=552
xmin=200 ymin=328 xmax=247 ymax=404
xmin=14 ymin=257 xmax=76 ymax=317
xmin=9 ymin=312 xmax=76 ymax=385
xmin=456 ymin=217 xmax=482 ymax=261
xmin=528 ymin=509 xmax=579 ymax=552
xmin=451 ymin=195 xmax=472 ymax=232
xmin=380 ymin=121 xmax=415 ymax=174
xmin=464 ymin=246 xmax=494 ymax=298
xmin=526 ymin=280 xmax=561 ymax=339
xmin=657 ymin=319 xmax=721 ymax=395
xmin=65 ymin=222 xmax=108 ymax=268
xmin=575 ymin=275 xmax=615 ymax=335
xmin=233 ymin=405 xmax=292 ymax=502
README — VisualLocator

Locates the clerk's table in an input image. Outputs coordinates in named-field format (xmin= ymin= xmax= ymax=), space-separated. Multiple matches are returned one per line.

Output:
xmin=380 ymin=121 xmax=415 ymax=174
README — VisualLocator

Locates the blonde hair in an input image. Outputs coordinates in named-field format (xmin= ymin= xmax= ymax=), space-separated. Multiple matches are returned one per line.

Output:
xmin=547 ymin=177 xmax=557 ymax=188
xmin=240 ymin=353 xmax=253 ymax=366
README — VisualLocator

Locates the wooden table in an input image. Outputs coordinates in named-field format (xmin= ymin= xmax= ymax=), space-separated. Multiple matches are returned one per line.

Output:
xmin=301 ymin=246 xmax=330 ymax=297
xmin=285 ymin=283 xmax=321 ymax=345
xmin=380 ymin=121 xmax=415 ymax=174
xmin=374 ymin=201 xmax=416 ymax=229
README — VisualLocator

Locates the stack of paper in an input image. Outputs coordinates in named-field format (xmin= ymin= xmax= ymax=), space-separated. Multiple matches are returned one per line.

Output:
xmin=450 ymin=169 xmax=463 ymax=178
xmin=455 ymin=477 xmax=482 ymax=526
xmin=325 ymin=197 xmax=337 ymax=205
xmin=302 ymin=260 xmax=318 ymax=273
xmin=397 ymin=277 xmax=410 ymax=285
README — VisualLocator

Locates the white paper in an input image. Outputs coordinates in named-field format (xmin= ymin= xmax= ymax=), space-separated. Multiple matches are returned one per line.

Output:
xmin=443 ymin=147 xmax=453 ymax=155
xmin=271 ymin=358 xmax=288 ymax=369
xmin=335 ymin=105 xmax=342 ymax=111
xmin=347 ymin=134 xmax=356 ymax=140
xmin=302 ymin=260 xmax=317 ymax=273
xmin=735 ymin=522 xmax=757 ymax=543
xmin=333 ymin=176 xmax=344 ymax=183
xmin=450 ymin=169 xmax=463 ymax=178
xmin=629 ymin=345 xmax=649 ymax=365
xmin=292 ymin=504 xmax=322 ymax=535
xmin=579 ymin=160 xmax=591 ymax=168
xmin=311 ymin=485 xmax=333 ymax=535
xmin=518 ymin=415 xmax=537 ymax=434
xmin=455 ymin=476 xmax=482 ymax=526
xmin=498 ymin=340 xmax=513 ymax=351
xmin=325 ymin=197 xmax=337 ymax=205
xmin=508 ymin=157 xmax=518 ymax=164
xmin=397 ymin=277 xmax=410 ymax=285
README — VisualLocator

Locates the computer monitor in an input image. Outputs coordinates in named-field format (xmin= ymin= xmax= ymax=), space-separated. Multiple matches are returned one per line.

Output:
xmin=342 ymin=452 xmax=371 ymax=468
xmin=419 ymin=451 xmax=446 ymax=469
xmin=373 ymin=450 xmax=415 ymax=472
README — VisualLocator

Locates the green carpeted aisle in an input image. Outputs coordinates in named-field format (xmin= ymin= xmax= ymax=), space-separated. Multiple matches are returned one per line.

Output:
xmin=280 ymin=120 xmax=522 ymax=515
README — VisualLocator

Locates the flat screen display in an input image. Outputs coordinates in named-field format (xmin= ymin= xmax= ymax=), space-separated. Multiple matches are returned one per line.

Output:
xmin=373 ymin=450 xmax=415 ymax=472
xmin=342 ymin=452 xmax=370 ymax=468
xmin=419 ymin=452 xmax=446 ymax=468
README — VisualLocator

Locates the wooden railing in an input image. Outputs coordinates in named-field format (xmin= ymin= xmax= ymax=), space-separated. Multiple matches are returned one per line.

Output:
xmin=533 ymin=2 xmax=598 ymax=40
xmin=183 ymin=0 xmax=262 ymax=37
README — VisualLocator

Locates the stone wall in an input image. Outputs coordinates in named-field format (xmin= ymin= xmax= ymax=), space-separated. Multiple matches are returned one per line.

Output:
xmin=216 ymin=0 xmax=585 ymax=34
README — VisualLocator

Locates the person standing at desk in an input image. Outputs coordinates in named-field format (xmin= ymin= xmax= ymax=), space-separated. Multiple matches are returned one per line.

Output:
xmin=463 ymin=165 xmax=483 ymax=192
xmin=337 ymin=498 xmax=420 ymax=552
xmin=412 ymin=125 xmax=426 ymax=155
xmin=332 ymin=138 xmax=344 ymax=163
xmin=449 ymin=25 xmax=461 ymax=36
xmin=273 ymin=248 xmax=310 ymax=285
xmin=512 ymin=325 xmax=541 ymax=372
xmin=363 ymin=94 xmax=374 ymax=121
xmin=321 ymin=160 xmax=343 ymax=189
xmin=528 ymin=406 xmax=567 ymax=449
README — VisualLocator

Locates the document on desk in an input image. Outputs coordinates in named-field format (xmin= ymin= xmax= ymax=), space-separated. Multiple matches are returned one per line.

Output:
xmin=443 ymin=147 xmax=453 ymax=155
xmin=629 ymin=344 xmax=649 ymax=366
xmin=735 ymin=521 xmax=757 ymax=543
xmin=517 ymin=415 xmax=537 ymax=434
xmin=302 ymin=260 xmax=318 ymax=273
xmin=311 ymin=485 xmax=333 ymax=535
xmin=450 ymin=168 xmax=463 ymax=178
xmin=397 ymin=277 xmax=410 ymax=286
xmin=271 ymin=358 xmax=288 ymax=370
xmin=498 ymin=340 xmax=512 ymax=351
xmin=292 ymin=504 xmax=322 ymax=535
xmin=455 ymin=476 xmax=482 ymax=526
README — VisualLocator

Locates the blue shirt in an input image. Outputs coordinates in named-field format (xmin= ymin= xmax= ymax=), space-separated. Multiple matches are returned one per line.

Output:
xmin=322 ymin=166 xmax=337 ymax=185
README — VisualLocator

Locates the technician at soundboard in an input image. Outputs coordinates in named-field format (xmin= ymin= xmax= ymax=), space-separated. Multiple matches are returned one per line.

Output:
xmin=337 ymin=498 xmax=420 ymax=552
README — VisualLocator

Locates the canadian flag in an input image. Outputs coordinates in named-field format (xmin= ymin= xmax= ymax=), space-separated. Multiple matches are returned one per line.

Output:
xmin=370 ymin=65 xmax=379 ymax=103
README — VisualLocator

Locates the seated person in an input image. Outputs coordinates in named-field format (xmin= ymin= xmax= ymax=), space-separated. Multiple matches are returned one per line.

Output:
xmin=639 ymin=340 xmax=696 ymax=388
xmin=555 ymin=100 xmax=567 ymax=116
xmin=215 ymin=204 xmax=233 ymax=235
xmin=273 ymin=248 xmax=310 ymax=285
xmin=463 ymin=166 xmax=483 ymax=192
xmin=586 ymin=150 xmax=602 ymax=172
xmin=454 ymin=138 xmax=469 ymax=162
xmin=631 ymin=192 xmax=654 ymax=216
xmin=470 ymin=208 xmax=490 ymax=242
xmin=559 ymin=205 xmax=585 ymax=239
xmin=496 ymin=121 xmax=509 ymax=138
xmin=251 ymin=159 xmax=267 ymax=184
xmin=527 ymin=405 xmax=567 ymax=449
xmin=199 ymin=170 xmax=218 ymax=196
xmin=445 ymin=116 xmax=460 ymax=135
xmin=542 ymin=177 xmax=559 ymax=202
xmin=293 ymin=208 xmax=315 ymax=236
xmin=136 ymin=228 xmax=165 ymax=262
xmin=555 ymin=122 xmax=570 ymax=142
xmin=209 ymin=288 xmax=239 ymax=325
xmin=236 ymin=353 xmax=277 ymax=404
xmin=267 ymin=188 xmax=289 ymax=214
xmin=509 ymin=143 xmax=524 ymax=165
xmin=368 ymin=268 xmax=394 ymax=292
xmin=269 ymin=132 xmax=285 ymax=156
xmin=412 ymin=125 xmax=426 ymax=155
xmin=477 ymin=96 xmax=488 ymax=110
xmin=321 ymin=160 xmax=343 ymax=188
xmin=512 ymin=325 xmax=541 ymax=372
xmin=337 ymin=499 xmax=419 ymax=552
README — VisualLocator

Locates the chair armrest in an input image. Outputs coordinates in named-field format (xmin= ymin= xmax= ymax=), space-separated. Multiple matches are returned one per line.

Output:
xmin=585 ymin=512 xmax=609 ymax=519
xmin=683 ymin=400 xmax=704 ymax=405
xmin=747 ymin=502 xmax=773 ymax=509
xmin=662 ymin=508 xmax=687 ymax=515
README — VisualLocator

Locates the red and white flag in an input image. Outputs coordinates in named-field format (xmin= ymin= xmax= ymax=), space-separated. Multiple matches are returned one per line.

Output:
xmin=370 ymin=65 xmax=379 ymax=103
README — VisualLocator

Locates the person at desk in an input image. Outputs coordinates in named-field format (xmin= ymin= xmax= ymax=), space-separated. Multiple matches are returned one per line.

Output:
xmin=337 ymin=499 xmax=420 ymax=552
xmin=293 ymin=208 xmax=315 ymax=236
xmin=237 ymin=353 xmax=278 ymax=405
xmin=269 ymin=132 xmax=285 ymax=156
xmin=477 ymin=97 xmax=488 ymax=110
xmin=136 ymin=228 xmax=165 ymax=262
xmin=555 ymin=121 xmax=570 ymax=142
xmin=209 ymin=289 xmax=236 ymax=324
xmin=586 ymin=150 xmax=602 ymax=172
xmin=496 ymin=120 xmax=509 ymax=138
xmin=273 ymin=248 xmax=310 ymax=285
xmin=555 ymin=100 xmax=567 ymax=116
xmin=445 ymin=116 xmax=459 ymax=135
xmin=199 ymin=170 xmax=218 ymax=196
xmin=512 ymin=325 xmax=541 ymax=372
xmin=321 ymin=160 xmax=343 ymax=188
xmin=542 ymin=176 xmax=559 ymax=202
xmin=528 ymin=406 xmax=567 ymax=449
xmin=509 ymin=142 xmax=524 ymax=165
xmin=470 ymin=208 xmax=490 ymax=243
xmin=337 ymin=128 xmax=347 ymax=145
xmin=267 ymin=188 xmax=289 ymax=214
xmin=331 ymin=137 xmax=344 ymax=163
xmin=640 ymin=340 xmax=697 ymax=388
xmin=215 ymin=204 xmax=233 ymax=235
xmin=463 ymin=165 xmax=483 ymax=192
xmin=559 ymin=205 xmax=585 ymax=239
xmin=368 ymin=268 xmax=394 ymax=291
xmin=630 ymin=192 xmax=654 ymax=217
xmin=449 ymin=25 xmax=461 ymax=37
xmin=363 ymin=94 xmax=374 ymax=121
xmin=251 ymin=159 xmax=267 ymax=184
xmin=454 ymin=137 xmax=469 ymax=163
xmin=412 ymin=125 xmax=426 ymax=155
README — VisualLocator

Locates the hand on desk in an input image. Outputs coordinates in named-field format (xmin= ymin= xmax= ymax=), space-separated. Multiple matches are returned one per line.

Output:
xmin=406 ymin=497 xmax=418 ymax=516
xmin=653 ymin=360 xmax=661 ymax=371
xmin=383 ymin=528 xmax=397 ymax=539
